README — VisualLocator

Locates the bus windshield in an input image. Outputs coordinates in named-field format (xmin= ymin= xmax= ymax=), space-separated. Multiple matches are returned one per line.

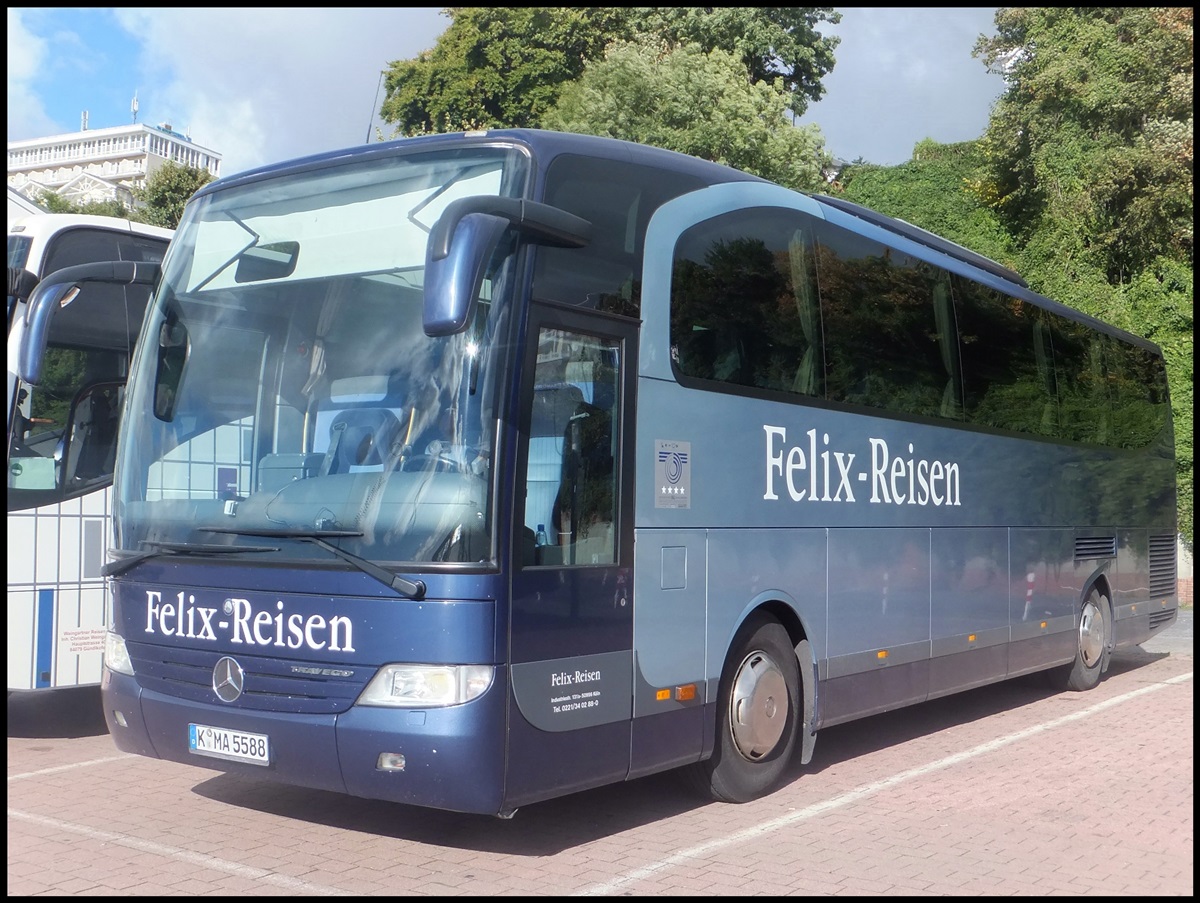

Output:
xmin=114 ymin=144 xmax=529 ymax=568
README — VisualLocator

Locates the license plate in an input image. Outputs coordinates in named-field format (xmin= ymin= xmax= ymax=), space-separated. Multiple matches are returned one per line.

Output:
xmin=188 ymin=723 xmax=270 ymax=766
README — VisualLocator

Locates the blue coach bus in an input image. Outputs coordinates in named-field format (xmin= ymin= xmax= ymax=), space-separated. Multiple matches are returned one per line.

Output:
xmin=21 ymin=129 xmax=1177 ymax=816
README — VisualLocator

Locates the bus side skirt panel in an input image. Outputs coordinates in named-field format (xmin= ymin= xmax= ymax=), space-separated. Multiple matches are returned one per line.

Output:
xmin=628 ymin=705 xmax=705 ymax=779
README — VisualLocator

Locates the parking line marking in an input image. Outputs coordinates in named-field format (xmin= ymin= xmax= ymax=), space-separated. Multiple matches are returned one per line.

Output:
xmin=575 ymin=670 xmax=1193 ymax=896
xmin=8 ymin=754 xmax=135 ymax=782
xmin=7 ymin=808 xmax=355 ymax=896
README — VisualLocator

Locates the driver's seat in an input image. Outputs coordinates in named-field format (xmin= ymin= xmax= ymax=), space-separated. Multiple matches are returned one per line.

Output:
xmin=325 ymin=407 xmax=402 ymax=473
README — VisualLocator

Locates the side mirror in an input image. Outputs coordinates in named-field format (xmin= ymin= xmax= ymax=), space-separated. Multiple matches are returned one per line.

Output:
xmin=423 ymin=196 xmax=591 ymax=337
xmin=61 ymin=380 xmax=124 ymax=487
xmin=18 ymin=261 xmax=161 ymax=385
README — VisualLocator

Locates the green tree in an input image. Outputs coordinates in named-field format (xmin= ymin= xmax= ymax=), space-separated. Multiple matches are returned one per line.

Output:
xmin=971 ymin=7 xmax=1193 ymax=546
xmin=543 ymin=38 xmax=829 ymax=191
xmin=972 ymin=8 xmax=1192 ymax=280
xmin=379 ymin=7 xmax=841 ymax=135
xmin=39 ymin=193 xmax=132 ymax=218
xmin=381 ymin=7 xmax=631 ymax=134
xmin=623 ymin=7 xmax=841 ymax=117
xmin=840 ymin=140 xmax=1018 ymax=270
xmin=132 ymin=161 xmax=214 ymax=229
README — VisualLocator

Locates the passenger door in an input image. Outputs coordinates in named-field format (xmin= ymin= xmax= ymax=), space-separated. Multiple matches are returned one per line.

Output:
xmin=504 ymin=303 xmax=637 ymax=808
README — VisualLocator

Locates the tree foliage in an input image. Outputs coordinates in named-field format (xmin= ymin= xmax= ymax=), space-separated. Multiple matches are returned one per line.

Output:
xmin=39 ymin=194 xmax=130 ymax=219
xmin=379 ymin=7 xmax=841 ymax=135
xmin=132 ymin=161 xmax=214 ymax=229
xmin=542 ymin=38 xmax=829 ymax=190
xmin=34 ymin=161 xmax=212 ymax=231
xmin=381 ymin=8 xmax=631 ymax=134
xmin=845 ymin=9 xmax=1192 ymax=547
xmin=972 ymin=8 xmax=1193 ymax=280
xmin=621 ymin=7 xmax=841 ymax=117
xmin=838 ymin=141 xmax=1018 ymax=270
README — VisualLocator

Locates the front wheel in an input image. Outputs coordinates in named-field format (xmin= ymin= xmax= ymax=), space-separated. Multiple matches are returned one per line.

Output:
xmin=1047 ymin=587 xmax=1109 ymax=692
xmin=683 ymin=613 xmax=800 ymax=803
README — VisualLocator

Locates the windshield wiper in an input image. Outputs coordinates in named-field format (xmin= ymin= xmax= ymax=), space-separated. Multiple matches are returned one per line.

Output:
xmin=204 ymin=528 xmax=427 ymax=600
xmin=101 ymin=540 xmax=281 ymax=577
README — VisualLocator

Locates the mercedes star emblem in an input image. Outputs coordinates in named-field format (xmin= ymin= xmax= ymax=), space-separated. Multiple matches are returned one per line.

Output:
xmin=212 ymin=656 xmax=245 ymax=702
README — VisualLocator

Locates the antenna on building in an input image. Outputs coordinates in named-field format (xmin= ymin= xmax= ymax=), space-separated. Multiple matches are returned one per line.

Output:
xmin=81 ymin=110 xmax=89 ymax=131
xmin=131 ymin=92 xmax=139 ymax=123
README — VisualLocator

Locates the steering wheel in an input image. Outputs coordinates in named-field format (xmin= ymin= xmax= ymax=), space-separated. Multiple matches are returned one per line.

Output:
xmin=400 ymin=453 xmax=459 ymax=473
xmin=400 ymin=440 xmax=464 ymax=472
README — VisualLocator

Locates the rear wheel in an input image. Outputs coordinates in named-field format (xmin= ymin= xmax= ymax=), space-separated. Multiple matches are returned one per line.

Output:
xmin=1047 ymin=587 xmax=1109 ymax=692
xmin=683 ymin=613 xmax=800 ymax=803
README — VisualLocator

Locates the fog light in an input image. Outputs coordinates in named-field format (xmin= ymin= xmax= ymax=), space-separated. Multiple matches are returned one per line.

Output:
xmin=377 ymin=752 xmax=406 ymax=772
xmin=113 ymin=711 xmax=128 ymax=728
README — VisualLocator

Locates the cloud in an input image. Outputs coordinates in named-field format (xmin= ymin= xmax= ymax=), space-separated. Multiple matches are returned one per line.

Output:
xmin=7 ymin=9 xmax=58 ymax=139
xmin=3 ymin=9 xmax=438 ymax=177
xmin=12 ymin=9 xmax=1002 ymax=174
xmin=107 ymin=9 xmax=449 ymax=175
xmin=802 ymin=8 xmax=1002 ymax=165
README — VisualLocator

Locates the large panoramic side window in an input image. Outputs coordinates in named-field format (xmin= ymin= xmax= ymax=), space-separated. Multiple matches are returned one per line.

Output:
xmin=670 ymin=207 xmax=824 ymax=398
xmin=814 ymin=224 xmax=951 ymax=419
xmin=953 ymin=276 xmax=1060 ymax=438
xmin=1048 ymin=312 xmax=1112 ymax=445
xmin=1103 ymin=333 xmax=1170 ymax=449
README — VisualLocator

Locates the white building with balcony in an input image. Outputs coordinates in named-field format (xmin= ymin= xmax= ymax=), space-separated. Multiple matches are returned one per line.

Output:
xmin=7 ymin=121 xmax=222 ymax=210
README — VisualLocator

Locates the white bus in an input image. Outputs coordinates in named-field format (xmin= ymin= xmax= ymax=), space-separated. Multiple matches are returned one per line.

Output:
xmin=7 ymin=213 xmax=171 ymax=692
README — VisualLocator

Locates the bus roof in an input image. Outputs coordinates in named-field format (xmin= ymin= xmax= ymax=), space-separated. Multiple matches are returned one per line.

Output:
xmin=193 ymin=128 xmax=767 ymax=200
xmin=810 ymin=193 xmax=1028 ymax=289
xmin=8 ymin=212 xmax=174 ymax=241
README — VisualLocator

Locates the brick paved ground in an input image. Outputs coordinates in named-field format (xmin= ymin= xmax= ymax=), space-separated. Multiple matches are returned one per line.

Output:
xmin=8 ymin=638 xmax=1192 ymax=896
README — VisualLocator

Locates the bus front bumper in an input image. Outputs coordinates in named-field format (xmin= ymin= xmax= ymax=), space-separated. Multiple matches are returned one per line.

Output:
xmin=101 ymin=667 xmax=509 ymax=815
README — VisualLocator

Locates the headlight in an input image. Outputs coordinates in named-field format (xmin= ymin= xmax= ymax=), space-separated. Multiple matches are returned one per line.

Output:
xmin=103 ymin=631 xmax=134 ymax=676
xmin=357 ymin=663 xmax=493 ymax=708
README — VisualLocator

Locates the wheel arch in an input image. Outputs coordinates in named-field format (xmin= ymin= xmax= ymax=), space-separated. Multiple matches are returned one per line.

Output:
xmin=733 ymin=593 xmax=818 ymax=765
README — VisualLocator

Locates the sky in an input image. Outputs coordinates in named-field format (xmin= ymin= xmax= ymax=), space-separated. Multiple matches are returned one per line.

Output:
xmin=8 ymin=8 xmax=1005 ymax=177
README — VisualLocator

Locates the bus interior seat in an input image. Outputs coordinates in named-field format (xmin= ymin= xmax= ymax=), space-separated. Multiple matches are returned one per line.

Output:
xmin=324 ymin=407 xmax=403 ymax=473
xmin=64 ymin=382 xmax=121 ymax=484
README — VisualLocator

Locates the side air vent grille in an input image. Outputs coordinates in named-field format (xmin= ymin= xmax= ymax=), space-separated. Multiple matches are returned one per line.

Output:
xmin=1149 ymin=609 xmax=1176 ymax=630
xmin=1075 ymin=536 xmax=1116 ymax=561
xmin=1148 ymin=534 xmax=1177 ymax=598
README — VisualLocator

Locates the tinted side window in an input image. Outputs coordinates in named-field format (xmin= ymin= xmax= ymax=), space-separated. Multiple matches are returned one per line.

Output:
xmin=954 ymin=277 xmax=1060 ymax=438
xmin=1103 ymin=333 xmax=1170 ymax=448
xmin=670 ymin=207 xmax=823 ymax=397
xmin=816 ymin=226 xmax=958 ymax=419
xmin=534 ymin=155 xmax=705 ymax=317
xmin=1048 ymin=312 xmax=1111 ymax=444
xmin=43 ymin=227 xmax=166 ymax=273
xmin=43 ymin=227 xmax=169 ymax=353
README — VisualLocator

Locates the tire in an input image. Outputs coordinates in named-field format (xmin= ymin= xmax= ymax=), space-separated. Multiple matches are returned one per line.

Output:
xmin=683 ymin=613 xmax=800 ymax=803
xmin=1047 ymin=586 xmax=1109 ymax=692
